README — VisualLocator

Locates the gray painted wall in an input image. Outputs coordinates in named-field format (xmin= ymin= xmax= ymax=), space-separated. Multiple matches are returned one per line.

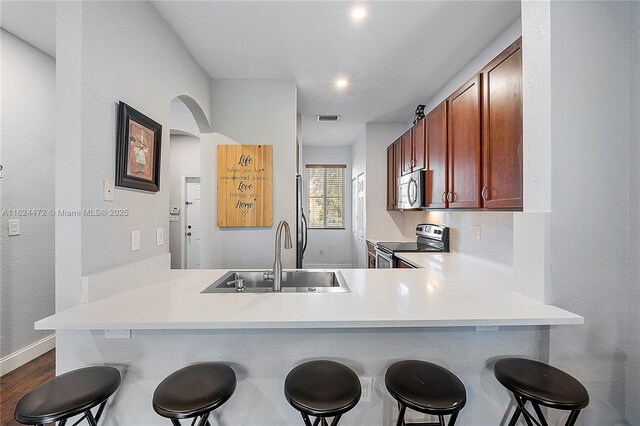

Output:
xmin=0 ymin=29 xmax=55 ymax=356
xmin=548 ymin=1 xmax=632 ymax=423
xmin=200 ymin=79 xmax=297 ymax=270
xmin=626 ymin=2 xmax=640 ymax=423
xmin=55 ymin=1 xmax=213 ymax=313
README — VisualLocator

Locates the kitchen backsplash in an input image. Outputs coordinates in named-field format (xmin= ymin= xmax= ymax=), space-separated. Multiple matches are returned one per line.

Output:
xmin=402 ymin=210 xmax=514 ymax=267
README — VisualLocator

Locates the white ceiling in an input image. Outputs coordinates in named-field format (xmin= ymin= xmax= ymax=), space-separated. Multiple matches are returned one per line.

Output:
xmin=0 ymin=1 xmax=56 ymax=58
xmin=153 ymin=1 xmax=521 ymax=146
xmin=0 ymin=1 xmax=521 ymax=147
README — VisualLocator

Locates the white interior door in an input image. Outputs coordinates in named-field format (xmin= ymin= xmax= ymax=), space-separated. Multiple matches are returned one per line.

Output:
xmin=185 ymin=178 xmax=201 ymax=269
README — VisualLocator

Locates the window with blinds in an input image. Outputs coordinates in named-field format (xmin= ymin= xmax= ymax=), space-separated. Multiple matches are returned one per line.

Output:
xmin=306 ymin=164 xmax=346 ymax=229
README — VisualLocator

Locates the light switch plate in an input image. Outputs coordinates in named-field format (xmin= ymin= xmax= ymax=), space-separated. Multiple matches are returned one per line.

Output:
xmin=131 ymin=230 xmax=140 ymax=251
xmin=156 ymin=228 xmax=164 ymax=246
xmin=169 ymin=216 xmax=179 ymax=222
xmin=170 ymin=206 xmax=180 ymax=215
xmin=8 ymin=219 xmax=20 ymax=236
xmin=103 ymin=180 xmax=114 ymax=201
xmin=474 ymin=225 xmax=481 ymax=240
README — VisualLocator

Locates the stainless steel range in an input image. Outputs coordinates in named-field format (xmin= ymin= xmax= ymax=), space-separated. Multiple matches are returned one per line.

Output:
xmin=376 ymin=224 xmax=449 ymax=268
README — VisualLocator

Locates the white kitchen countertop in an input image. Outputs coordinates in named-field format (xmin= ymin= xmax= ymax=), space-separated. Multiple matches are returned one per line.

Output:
xmin=35 ymin=254 xmax=582 ymax=330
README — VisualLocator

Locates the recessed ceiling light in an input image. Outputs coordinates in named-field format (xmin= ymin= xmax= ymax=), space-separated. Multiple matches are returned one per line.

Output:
xmin=351 ymin=6 xmax=367 ymax=21
xmin=335 ymin=78 xmax=349 ymax=89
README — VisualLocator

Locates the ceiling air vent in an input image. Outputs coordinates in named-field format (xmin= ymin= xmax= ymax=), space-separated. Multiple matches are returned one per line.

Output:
xmin=317 ymin=115 xmax=340 ymax=123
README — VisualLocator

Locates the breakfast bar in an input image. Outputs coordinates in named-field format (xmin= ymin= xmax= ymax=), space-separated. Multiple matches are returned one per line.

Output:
xmin=36 ymin=254 xmax=581 ymax=425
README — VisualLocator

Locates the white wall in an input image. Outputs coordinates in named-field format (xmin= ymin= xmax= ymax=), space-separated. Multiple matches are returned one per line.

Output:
xmin=627 ymin=2 xmax=640 ymax=423
xmin=0 ymin=29 xmax=55 ymax=357
xmin=54 ymin=1 xmax=212 ymax=315
xmin=168 ymin=135 xmax=201 ymax=269
xmin=407 ymin=211 xmax=513 ymax=267
xmin=301 ymin=146 xmax=352 ymax=268
xmin=547 ymin=2 xmax=632 ymax=423
xmin=170 ymin=98 xmax=200 ymax=138
xmin=200 ymin=79 xmax=297 ymax=269
xmin=363 ymin=123 xmax=406 ymax=242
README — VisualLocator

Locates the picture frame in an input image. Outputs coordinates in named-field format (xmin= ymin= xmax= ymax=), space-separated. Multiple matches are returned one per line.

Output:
xmin=116 ymin=101 xmax=162 ymax=192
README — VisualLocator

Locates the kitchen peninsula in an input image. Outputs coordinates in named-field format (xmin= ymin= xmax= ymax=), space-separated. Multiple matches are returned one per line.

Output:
xmin=37 ymin=254 xmax=581 ymax=425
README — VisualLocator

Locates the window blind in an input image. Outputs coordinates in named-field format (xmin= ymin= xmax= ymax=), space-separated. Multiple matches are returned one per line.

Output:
xmin=306 ymin=165 xmax=345 ymax=228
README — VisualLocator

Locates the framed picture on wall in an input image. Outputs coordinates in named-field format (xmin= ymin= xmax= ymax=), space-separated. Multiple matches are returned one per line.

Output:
xmin=115 ymin=101 xmax=162 ymax=192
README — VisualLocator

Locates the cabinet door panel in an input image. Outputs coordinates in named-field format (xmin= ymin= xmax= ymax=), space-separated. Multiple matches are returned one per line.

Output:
xmin=386 ymin=144 xmax=395 ymax=210
xmin=401 ymin=130 xmax=413 ymax=175
xmin=447 ymin=75 xmax=482 ymax=209
xmin=394 ymin=139 xmax=402 ymax=187
xmin=413 ymin=118 xmax=426 ymax=171
xmin=482 ymin=38 xmax=523 ymax=209
xmin=425 ymin=101 xmax=448 ymax=208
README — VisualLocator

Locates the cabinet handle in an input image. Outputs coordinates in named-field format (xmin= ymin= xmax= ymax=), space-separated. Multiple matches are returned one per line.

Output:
xmin=481 ymin=186 xmax=488 ymax=201
xmin=447 ymin=192 xmax=453 ymax=203
xmin=442 ymin=192 xmax=447 ymax=204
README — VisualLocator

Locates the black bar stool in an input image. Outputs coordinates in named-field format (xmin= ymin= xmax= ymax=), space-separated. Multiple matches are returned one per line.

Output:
xmin=385 ymin=360 xmax=466 ymax=426
xmin=14 ymin=366 xmax=121 ymax=426
xmin=494 ymin=358 xmax=589 ymax=426
xmin=284 ymin=360 xmax=361 ymax=426
xmin=153 ymin=363 xmax=236 ymax=426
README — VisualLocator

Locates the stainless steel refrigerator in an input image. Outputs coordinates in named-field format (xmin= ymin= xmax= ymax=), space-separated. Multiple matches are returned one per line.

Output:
xmin=296 ymin=175 xmax=308 ymax=268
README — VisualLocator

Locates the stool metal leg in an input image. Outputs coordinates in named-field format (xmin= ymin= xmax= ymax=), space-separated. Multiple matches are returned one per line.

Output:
xmin=301 ymin=413 xmax=314 ymax=426
xmin=171 ymin=420 xmax=182 ymax=426
xmin=447 ymin=412 xmax=459 ymax=426
xmin=84 ymin=410 xmax=98 ymax=426
xmin=531 ymin=402 xmax=548 ymax=426
xmin=565 ymin=410 xmax=581 ymax=426
xmin=507 ymin=406 xmax=521 ymax=426
xmin=329 ymin=415 xmax=342 ymax=426
xmin=396 ymin=403 xmax=406 ymax=426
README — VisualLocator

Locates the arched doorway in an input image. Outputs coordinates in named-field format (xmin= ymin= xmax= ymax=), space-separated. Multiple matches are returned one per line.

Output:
xmin=168 ymin=96 xmax=211 ymax=269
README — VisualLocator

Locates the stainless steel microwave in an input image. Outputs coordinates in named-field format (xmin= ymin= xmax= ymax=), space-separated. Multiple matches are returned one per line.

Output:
xmin=397 ymin=170 xmax=425 ymax=209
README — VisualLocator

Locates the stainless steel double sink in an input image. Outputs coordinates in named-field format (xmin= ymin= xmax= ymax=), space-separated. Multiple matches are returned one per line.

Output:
xmin=201 ymin=270 xmax=349 ymax=293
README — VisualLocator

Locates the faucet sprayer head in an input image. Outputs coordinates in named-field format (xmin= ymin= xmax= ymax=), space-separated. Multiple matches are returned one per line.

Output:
xmin=284 ymin=222 xmax=293 ymax=249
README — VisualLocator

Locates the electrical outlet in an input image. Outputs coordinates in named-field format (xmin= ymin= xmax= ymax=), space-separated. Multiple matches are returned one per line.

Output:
xmin=131 ymin=230 xmax=140 ymax=251
xmin=156 ymin=228 xmax=164 ymax=246
xmin=360 ymin=377 xmax=372 ymax=402
xmin=103 ymin=179 xmax=114 ymax=201
xmin=474 ymin=225 xmax=481 ymax=240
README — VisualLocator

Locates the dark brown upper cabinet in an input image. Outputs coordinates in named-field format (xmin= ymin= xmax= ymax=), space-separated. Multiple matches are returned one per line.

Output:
xmin=481 ymin=37 xmax=523 ymax=209
xmin=400 ymin=119 xmax=426 ymax=176
xmin=447 ymin=74 xmax=482 ymax=209
xmin=386 ymin=138 xmax=403 ymax=211
xmin=425 ymin=101 xmax=448 ymax=209
xmin=400 ymin=129 xmax=413 ymax=176
xmin=386 ymin=143 xmax=396 ymax=210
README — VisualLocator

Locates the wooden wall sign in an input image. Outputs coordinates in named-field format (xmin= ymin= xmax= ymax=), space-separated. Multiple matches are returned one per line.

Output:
xmin=217 ymin=145 xmax=273 ymax=227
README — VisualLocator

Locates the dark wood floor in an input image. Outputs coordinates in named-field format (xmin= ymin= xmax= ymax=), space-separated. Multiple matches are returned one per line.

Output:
xmin=1 ymin=349 xmax=55 ymax=426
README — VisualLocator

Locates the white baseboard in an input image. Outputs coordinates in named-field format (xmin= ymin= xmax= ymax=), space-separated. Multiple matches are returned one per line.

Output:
xmin=0 ymin=334 xmax=56 ymax=376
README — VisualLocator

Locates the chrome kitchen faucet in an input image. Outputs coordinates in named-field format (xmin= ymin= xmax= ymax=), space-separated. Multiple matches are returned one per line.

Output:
xmin=264 ymin=220 xmax=293 ymax=292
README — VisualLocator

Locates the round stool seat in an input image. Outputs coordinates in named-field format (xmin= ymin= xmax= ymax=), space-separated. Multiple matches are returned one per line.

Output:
xmin=385 ymin=360 xmax=466 ymax=415
xmin=494 ymin=358 xmax=589 ymax=410
xmin=15 ymin=366 xmax=121 ymax=425
xmin=285 ymin=360 xmax=361 ymax=417
xmin=153 ymin=363 xmax=236 ymax=419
